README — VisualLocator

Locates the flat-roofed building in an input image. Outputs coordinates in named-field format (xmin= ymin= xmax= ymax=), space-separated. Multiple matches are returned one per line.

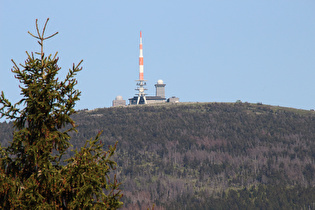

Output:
xmin=167 ymin=96 xmax=179 ymax=103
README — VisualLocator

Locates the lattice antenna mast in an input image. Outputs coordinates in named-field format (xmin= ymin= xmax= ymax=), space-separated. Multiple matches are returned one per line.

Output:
xmin=135 ymin=31 xmax=147 ymax=104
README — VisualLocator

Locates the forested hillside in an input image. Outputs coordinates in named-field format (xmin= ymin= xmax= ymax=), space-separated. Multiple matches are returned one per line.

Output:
xmin=1 ymin=102 xmax=315 ymax=209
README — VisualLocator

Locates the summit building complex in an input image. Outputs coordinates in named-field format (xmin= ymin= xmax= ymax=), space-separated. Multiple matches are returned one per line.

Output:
xmin=112 ymin=31 xmax=179 ymax=107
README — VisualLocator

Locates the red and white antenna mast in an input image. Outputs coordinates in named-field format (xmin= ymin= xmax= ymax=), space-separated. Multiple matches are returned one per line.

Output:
xmin=139 ymin=31 xmax=144 ymax=80
xmin=135 ymin=31 xmax=147 ymax=104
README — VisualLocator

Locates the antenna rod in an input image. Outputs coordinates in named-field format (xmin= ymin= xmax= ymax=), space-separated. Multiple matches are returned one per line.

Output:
xmin=139 ymin=31 xmax=144 ymax=81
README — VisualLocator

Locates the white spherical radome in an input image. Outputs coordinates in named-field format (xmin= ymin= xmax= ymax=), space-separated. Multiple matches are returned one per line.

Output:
xmin=157 ymin=79 xmax=163 ymax=84
xmin=115 ymin=95 xmax=123 ymax=100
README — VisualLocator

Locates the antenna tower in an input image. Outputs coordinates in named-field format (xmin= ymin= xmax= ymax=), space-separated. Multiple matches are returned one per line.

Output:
xmin=135 ymin=31 xmax=147 ymax=104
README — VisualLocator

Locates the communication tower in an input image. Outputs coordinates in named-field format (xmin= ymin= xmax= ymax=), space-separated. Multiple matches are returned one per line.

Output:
xmin=135 ymin=31 xmax=147 ymax=104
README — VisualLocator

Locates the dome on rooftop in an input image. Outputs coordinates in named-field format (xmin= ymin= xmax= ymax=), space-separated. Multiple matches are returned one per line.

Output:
xmin=157 ymin=79 xmax=163 ymax=84
xmin=115 ymin=95 xmax=123 ymax=100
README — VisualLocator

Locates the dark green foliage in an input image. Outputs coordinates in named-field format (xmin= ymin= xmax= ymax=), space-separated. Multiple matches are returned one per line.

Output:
xmin=0 ymin=19 xmax=122 ymax=209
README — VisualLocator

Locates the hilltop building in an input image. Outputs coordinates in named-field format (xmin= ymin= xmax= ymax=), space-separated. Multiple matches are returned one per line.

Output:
xmin=112 ymin=31 xmax=179 ymax=107
xmin=112 ymin=95 xmax=126 ymax=107
xmin=129 ymin=80 xmax=166 ymax=105
xmin=155 ymin=79 xmax=166 ymax=98
xmin=167 ymin=96 xmax=180 ymax=103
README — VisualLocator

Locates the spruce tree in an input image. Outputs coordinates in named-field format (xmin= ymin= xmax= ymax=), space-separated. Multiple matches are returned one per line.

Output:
xmin=0 ymin=19 xmax=122 ymax=209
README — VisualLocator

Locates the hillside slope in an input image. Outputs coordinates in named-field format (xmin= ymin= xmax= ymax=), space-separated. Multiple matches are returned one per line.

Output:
xmin=1 ymin=102 xmax=315 ymax=209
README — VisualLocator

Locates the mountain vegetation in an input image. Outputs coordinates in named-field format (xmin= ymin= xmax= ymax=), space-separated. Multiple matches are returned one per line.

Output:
xmin=1 ymin=102 xmax=315 ymax=209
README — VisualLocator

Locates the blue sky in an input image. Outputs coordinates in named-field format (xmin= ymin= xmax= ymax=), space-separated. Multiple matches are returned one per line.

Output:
xmin=1 ymin=1 xmax=315 ymax=111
